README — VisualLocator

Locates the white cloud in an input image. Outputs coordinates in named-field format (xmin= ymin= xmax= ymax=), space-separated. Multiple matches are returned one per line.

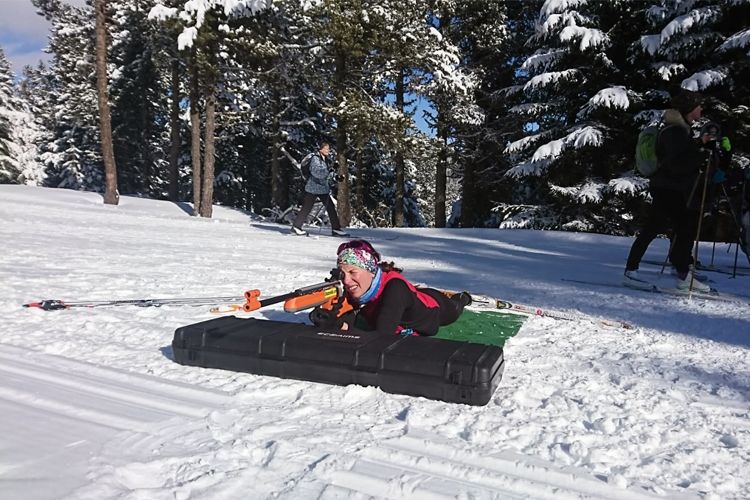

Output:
xmin=0 ymin=0 xmax=87 ymax=74
xmin=0 ymin=0 xmax=53 ymax=40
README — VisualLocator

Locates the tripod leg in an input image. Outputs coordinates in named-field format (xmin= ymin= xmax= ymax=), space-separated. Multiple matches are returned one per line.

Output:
xmin=689 ymin=162 xmax=712 ymax=293
xmin=718 ymin=183 xmax=750 ymax=269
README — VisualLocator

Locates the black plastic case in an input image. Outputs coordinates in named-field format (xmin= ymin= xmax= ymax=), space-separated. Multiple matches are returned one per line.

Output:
xmin=172 ymin=316 xmax=504 ymax=406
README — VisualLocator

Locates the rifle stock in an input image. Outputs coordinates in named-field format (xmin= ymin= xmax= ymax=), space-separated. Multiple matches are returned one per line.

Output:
xmin=283 ymin=286 xmax=340 ymax=312
xmin=242 ymin=280 xmax=343 ymax=313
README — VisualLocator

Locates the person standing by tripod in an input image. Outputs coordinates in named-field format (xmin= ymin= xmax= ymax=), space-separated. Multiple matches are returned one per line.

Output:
xmin=624 ymin=90 xmax=714 ymax=292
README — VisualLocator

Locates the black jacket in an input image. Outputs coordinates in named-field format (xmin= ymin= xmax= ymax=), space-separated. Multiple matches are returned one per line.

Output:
xmin=652 ymin=109 xmax=705 ymax=201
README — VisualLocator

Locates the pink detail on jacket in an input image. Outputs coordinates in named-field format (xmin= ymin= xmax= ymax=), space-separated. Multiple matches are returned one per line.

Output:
xmin=359 ymin=270 xmax=439 ymax=334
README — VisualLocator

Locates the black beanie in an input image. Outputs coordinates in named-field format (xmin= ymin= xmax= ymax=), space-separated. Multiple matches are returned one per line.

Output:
xmin=671 ymin=90 xmax=703 ymax=116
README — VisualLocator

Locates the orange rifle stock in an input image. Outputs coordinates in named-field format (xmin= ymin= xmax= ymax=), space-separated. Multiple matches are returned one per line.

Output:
xmin=242 ymin=280 xmax=343 ymax=313
xmin=283 ymin=286 xmax=341 ymax=313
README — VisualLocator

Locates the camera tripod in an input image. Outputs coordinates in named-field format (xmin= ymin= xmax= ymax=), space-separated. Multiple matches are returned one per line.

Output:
xmin=704 ymin=169 xmax=750 ymax=277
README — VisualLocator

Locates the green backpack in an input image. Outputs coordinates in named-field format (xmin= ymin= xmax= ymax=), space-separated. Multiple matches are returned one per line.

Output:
xmin=635 ymin=125 xmax=661 ymax=177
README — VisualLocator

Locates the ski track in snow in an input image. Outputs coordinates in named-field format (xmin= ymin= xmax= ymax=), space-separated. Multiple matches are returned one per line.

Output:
xmin=1 ymin=185 xmax=750 ymax=500
xmin=0 ymin=343 xmax=231 ymax=499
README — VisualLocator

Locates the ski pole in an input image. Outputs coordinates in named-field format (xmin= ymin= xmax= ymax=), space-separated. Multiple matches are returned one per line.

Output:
xmin=434 ymin=288 xmax=634 ymax=330
xmin=493 ymin=299 xmax=634 ymax=330
xmin=23 ymin=295 xmax=246 ymax=311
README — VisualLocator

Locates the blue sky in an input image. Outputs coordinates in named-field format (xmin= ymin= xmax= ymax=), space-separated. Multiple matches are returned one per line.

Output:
xmin=0 ymin=0 xmax=53 ymax=74
xmin=0 ymin=0 xmax=86 ymax=75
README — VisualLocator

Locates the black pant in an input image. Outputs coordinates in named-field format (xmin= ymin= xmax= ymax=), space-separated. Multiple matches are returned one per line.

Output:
xmin=626 ymin=187 xmax=699 ymax=275
xmin=292 ymin=193 xmax=342 ymax=231
xmin=421 ymin=288 xmax=468 ymax=326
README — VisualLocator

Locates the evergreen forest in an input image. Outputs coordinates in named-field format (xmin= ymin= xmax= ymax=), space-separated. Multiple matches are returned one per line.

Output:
xmin=1 ymin=0 xmax=749 ymax=233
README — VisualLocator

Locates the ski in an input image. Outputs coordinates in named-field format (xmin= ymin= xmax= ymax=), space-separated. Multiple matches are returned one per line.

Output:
xmin=696 ymin=266 xmax=750 ymax=277
xmin=23 ymin=296 xmax=246 ymax=311
xmin=634 ymin=266 xmax=714 ymax=284
xmin=437 ymin=290 xmax=633 ymax=330
xmin=641 ymin=259 xmax=750 ymax=278
xmin=562 ymin=278 xmax=750 ymax=305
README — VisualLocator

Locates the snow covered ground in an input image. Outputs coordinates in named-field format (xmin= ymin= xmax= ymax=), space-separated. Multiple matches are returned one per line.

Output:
xmin=1 ymin=184 xmax=749 ymax=500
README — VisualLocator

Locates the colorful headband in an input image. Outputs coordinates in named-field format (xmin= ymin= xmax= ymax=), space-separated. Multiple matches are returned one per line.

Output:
xmin=337 ymin=247 xmax=379 ymax=274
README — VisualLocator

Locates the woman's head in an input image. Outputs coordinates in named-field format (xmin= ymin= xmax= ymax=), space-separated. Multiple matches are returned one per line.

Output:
xmin=672 ymin=90 xmax=703 ymax=123
xmin=336 ymin=240 xmax=380 ymax=299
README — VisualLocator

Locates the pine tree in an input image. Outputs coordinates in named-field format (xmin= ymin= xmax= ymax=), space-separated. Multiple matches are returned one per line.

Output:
xmin=639 ymin=0 xmax=750 ymax=172
xmin=0 ymin=47 xmax=43 ymax=185
xmin=211 ymin=0 xmax=323 ymax=214
xmin=33 ymin=0 xmax=104 ymax=191
xmin=0 ymin=46 xmax=18 ymax=183
xmin=446 ymin=1 xmax=538 ymax=227
xmin=17 ymin=63 xmax=55 ymax=185
xmin=502 ymin=0 xmax=651 ymax=234
xmin=150 ymin=0 xmax=270 ymax=217
xmin=366 ymin=0 xmax=433 ymax=227
xmin=302 ymin=0 xmax=391 ymax=226
xmin=415 ymin=0 xmax=484 ymax=228
xmin=108 ymin=0 xmax=172 ymax=198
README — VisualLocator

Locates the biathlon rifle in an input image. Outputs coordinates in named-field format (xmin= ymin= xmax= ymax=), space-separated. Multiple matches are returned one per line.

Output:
xmin=23 ymin=271 xmax=352 ymax=315
xmin=242 ymin=279 xmax=344 ymax=313
xmin=216 ymin=269 xmax=353 ymax=316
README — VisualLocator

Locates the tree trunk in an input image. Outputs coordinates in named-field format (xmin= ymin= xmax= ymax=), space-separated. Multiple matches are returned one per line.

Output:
xmin=270 ymin=88 xmax=286 ymax=209
xmin=460 ymin=145 xmax=475 ymax=228
xmin=199 ymin=84 xmax=216 ymax=218
xmin=334 ymin=52 xmax=351 ymax=226
xmin=141 ymin=96 xmax=153 ymax=195
xmin=95 ymin=0 xmax=119 ymax=205
xmin=433 ymin=9 xmax=449 ymax=228
xmin=168 ymin=58 xmax=180 ymax=202
xmin=336 ymin=125 xmax=350 ymax=226
xmin=189 ymin=50 xmax=202 ymax=216
xmin=435 ymin=113 xmax=448 ymax=228
xmin=393 ymin=69 xmax=405 ymax=227
xmin=355 ymin=143 xmax=364 ymax=216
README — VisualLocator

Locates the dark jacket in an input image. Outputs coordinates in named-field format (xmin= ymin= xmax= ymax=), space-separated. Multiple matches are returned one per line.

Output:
xmin=355 ymin=271 xmax=441 ymax=336
xmin=304 ymin=152 xmax=332 ymax=195
xmin=652 ymin=109 xmax=705 ymax=200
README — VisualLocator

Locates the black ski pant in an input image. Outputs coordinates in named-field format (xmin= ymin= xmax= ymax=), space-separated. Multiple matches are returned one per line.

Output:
xmin=626 ymin=187 xmax=699 ymax=276
xmin=421 ymin=289 xmax=469 ymax=327
xmin=293 ymin=193 xmax=342 ymax=231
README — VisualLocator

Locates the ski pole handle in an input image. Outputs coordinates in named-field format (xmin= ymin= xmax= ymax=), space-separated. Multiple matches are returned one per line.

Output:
xmin=23 ymin=300 xmax=69 ymax=311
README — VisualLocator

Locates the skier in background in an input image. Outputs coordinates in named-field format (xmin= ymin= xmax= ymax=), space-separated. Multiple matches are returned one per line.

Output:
xmin=623 ymin=89 xmax=714 ymax=293
xmin=291 ymin=142 xmax=349 ymax=237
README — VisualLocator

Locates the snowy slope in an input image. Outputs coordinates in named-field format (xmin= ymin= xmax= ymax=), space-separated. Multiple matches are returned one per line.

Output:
xmin=1 ymin=184 xmax=749 ymax=500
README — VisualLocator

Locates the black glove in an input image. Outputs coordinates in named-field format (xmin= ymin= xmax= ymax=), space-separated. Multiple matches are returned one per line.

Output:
xmin=309 ymin=307 xmax=341 ymax=329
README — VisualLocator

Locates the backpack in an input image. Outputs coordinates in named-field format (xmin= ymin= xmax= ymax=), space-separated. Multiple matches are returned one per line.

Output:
xmin=300 ymin=153 xmax=314 ymax=178
xmin=635 ymin=125 xmax=661 ymax=177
